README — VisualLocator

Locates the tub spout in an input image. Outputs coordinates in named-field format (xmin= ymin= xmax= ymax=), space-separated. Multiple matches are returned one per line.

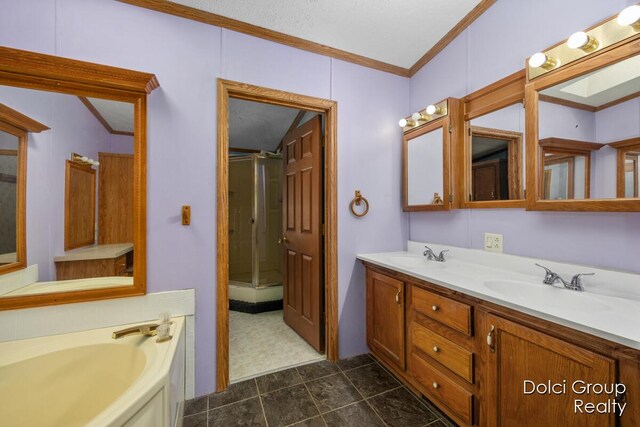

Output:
xmin=112 ymin=323 xmax=158 ymax=339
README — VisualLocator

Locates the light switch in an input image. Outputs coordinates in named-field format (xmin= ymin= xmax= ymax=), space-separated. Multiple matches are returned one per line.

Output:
xmin=484 ymin=233 xmax=503 ymax=253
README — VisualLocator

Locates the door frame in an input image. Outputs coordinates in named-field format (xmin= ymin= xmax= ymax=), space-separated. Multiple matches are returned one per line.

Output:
xmin=216 ymin=79 xmax=339 ymax=391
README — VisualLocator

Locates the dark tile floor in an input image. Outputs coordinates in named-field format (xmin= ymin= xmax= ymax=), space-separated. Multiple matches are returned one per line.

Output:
xmin=183 ymin=354 xmax=457 ymax=427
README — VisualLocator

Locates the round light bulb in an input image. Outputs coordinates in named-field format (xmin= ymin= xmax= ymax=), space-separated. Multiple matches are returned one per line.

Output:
xmin=80 ymin=156 xmax=88 ymax=162
xmin=399 ymin=118 xmax=408 ymax=127
xmin=567 ymin=31 xmax=589 ymax=49
xmin=411 ymin=112 xmax=422 ymax=121
xmin=93 ymin=161 xmax=100 ymax=166
xmin=528 ymin=52 xmax=547 ymax=68
xmin=617 ymin=5 xmax=640 ymax=26
xmin=426 ymin=105 xmax=437 ymax=115
xmin=88 ymin=158 xmax=94 ymax=164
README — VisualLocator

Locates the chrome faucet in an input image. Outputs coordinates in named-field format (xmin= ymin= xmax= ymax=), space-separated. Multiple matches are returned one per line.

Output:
xmin=535 ymin=264 xmax=594 ymax=292
xmin=423 ymin=246 xmax=449 ymax=262
xmin=112 ymin=323 xmax=159 ymax=339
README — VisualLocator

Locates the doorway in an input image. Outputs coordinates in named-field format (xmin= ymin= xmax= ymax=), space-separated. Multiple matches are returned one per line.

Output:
xmin=216 ymin=80 xmax=338 ymax=391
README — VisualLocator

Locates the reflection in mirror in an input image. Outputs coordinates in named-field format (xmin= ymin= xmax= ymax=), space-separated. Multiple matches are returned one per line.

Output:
xmin=0 ymin=85 xmax=135 ymax=298
xmin=538 ymin=54 xmax=640 ymax=200
xmin=468 ymin=104 xmax=524 ymax=202
xmin=0 ymin=131 xmax=18 ymax=265
xmin=543 ymin=152 xmax=588 ymax=200
xmin=625 ymin=152 xmax=639 ymax=198
xmin=407 ymin=127 xmax=444 ymax=206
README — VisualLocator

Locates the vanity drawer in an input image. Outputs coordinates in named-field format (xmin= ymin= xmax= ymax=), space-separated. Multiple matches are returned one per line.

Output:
xmin=412 ymin=353 xmax=473 ymax=425
xmin=413 ymin=324 xmax=473 ymax=383
xmin=412 ymin=287 xmax=472 ymax=336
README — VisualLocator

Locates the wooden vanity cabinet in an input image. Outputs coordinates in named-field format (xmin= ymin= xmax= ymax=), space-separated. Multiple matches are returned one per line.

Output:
xmin=363 ymin=263 xmax=640 ymax=427
xmin=366 ymin=269 xmax=406 ymax=371
xmin=482 ymin=313 xmax=616 ymax=427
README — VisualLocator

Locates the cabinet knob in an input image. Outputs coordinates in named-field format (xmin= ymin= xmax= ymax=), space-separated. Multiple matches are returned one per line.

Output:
xmin=395 ymin=290 xmax=401 ymax=304
xmin=431 ymin=305 xmax=438 ymax=311
xmin=432 ymin=382 xmax=439 ymax=389
xmin=433 ymin=346 xmax=439 ymax=353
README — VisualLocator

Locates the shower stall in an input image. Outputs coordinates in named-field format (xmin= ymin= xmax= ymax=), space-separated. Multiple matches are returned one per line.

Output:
xmin=228 ymin=153 xmax=283 ymax=312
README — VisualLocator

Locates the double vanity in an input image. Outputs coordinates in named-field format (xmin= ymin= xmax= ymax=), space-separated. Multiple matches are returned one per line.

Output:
xmin=358 ymin=242 xmax=640 ymax=427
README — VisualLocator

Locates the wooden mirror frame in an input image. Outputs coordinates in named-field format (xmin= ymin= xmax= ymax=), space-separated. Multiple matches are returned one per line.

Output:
xmin=610 ymin=137 xmax=640 ymax=198
xmin=460 ymin=70 xmax=526 ymax=209
xmin=0 ymin=46 xmax=159 ymax=310
xmin=402 ymin=98 xmax=461 ymax=212
xmin=525 ymin=35 xmax=640 ymax=212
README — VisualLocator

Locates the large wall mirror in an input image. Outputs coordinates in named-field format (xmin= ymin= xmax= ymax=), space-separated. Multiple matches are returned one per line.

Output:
xmin=0 ymin=46 xmax=158 ymax=310
xmin=526 ymin=38 xmax=640 ymax=211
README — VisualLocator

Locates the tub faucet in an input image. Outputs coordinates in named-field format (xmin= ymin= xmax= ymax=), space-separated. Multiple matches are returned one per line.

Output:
xmin=112 ymin=323 xmax=158 ymax=339
xmin=535 ymin=264 xmax=594 ymax=292
xmin=423 ymin=246 xmax=448 ymax=262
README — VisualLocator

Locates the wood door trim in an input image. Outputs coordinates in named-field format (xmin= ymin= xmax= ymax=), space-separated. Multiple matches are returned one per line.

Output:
xmin=118 ymin=0 xmax=495 ymax=78
xmin=217 ymin=79 xmax=338 ymax=391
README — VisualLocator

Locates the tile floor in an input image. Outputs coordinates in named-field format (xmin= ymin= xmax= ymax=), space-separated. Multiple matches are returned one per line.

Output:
xmin=184 ymin=354 xmax=457 ymax=427
xmin=230 ymin=310 xmax=325 ymax=382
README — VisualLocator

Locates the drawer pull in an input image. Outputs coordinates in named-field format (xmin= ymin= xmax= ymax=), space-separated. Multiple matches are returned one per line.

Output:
xmin=431 ymin=305 xmax=438 ymax=311
xmin=433 ymin=346 xmax=439 ymax=353
xmin=395 ymin=290 xmax=401 ymax=304
xmin=432 ymin=382 xmax=439 ymax=389
xmin=487 ymin=325 xmax=495 ymax=353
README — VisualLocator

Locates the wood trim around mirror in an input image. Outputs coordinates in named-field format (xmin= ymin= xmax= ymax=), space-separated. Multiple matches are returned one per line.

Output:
xmin=0 ymin=46 xmax=158 ymax=310
xmin=525 ymin=35 xmax=640 ymax=212
xmin=403 ymin=116 xmax=452 ymax=212
xmin=460 ymin=70 xmax=526 ymax=209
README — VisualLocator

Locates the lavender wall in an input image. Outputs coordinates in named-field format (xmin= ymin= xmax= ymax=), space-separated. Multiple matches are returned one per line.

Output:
xmin=0 ymin=0 xmax=409 ymax=395
xmin=409 ymin=0 xmax=640 ymax=274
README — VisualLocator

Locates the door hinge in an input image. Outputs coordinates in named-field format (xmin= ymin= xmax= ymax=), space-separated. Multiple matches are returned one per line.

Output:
xmin=449 ymin=194 xmax=454 ymax=202
xmin=322 ymin=223 xmax=325 ymax=236
xmin=469 ymin=193 xmax=472 ymax=201
xmin=468 ymin=127 xmax=472 ymax=136
xmin=448 ymin=125 xmax=453 ymax=133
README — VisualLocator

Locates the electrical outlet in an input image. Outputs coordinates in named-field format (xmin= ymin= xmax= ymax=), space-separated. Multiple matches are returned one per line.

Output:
xmin=484 ymin=233 xmax=503 ymax=253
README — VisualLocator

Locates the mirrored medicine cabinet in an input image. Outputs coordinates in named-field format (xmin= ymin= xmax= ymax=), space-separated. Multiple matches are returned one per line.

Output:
xmin=0 ymin=46 xmax=159 ymax=310
xmin=525 ymin=16 xmax=640 ymax=211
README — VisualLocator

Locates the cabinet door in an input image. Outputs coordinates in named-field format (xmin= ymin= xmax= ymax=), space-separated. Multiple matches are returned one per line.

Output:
xmin=366 ymin=270 xmax=405 ymax=370
xmin=483 ymin=314 xmax=616 ymax=427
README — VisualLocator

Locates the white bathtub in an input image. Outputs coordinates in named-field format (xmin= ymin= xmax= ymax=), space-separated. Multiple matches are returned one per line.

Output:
xmin=0 ymin=317 xmax=185 ymax=427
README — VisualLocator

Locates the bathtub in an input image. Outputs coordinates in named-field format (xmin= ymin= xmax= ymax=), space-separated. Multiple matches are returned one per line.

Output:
xmin=0 ymin=317 xmax=185 ymax=427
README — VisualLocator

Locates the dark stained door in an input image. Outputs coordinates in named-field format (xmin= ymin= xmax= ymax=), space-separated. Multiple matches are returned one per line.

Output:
xmin=282 ymin=115 xmax=324 ymax=352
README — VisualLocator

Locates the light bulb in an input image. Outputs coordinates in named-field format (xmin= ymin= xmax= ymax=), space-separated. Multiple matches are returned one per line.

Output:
xmin=93 ymin=161 xmax=100 ymax=166
xmin=88 ymin=158 xmax=94 ymax=164
xmin=567 ymin=31 xmax=598 ymax=51
xmin=80 ymin=156 xmax=88 ymax=162
xmin=426 ymin=105 xmax=437 ymax=115
xmin=399 ymin=118 xmax=408 ymax=127
xmin=528 ymin=52 xmax=557 ymax=69
xmin=411 ymin=112 xmax=422 ymax=122
xmin=617 ymin=5 xmax=640 ymax=26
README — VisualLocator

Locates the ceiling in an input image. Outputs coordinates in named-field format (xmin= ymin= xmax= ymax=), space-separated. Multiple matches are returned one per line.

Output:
xmin=169 ymin=0 xmax=482 ymax=69
xmin=85 ymin=97 xmax=135 ymax=134
xmin=229 ymin=98 xmax=318 ymax=152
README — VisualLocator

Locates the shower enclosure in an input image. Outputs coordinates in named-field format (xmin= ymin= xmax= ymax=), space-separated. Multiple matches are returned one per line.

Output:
xmin=228 ymin=153 xmax=283 ymax=309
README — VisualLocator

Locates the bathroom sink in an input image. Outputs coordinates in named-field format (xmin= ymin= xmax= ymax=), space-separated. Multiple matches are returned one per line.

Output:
xmin=483 ymin=280 xmax=611 ymax=312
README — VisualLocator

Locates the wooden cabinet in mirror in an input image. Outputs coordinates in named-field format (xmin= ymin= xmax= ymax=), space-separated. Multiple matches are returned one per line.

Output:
xmin=0 ymin=46 xmax=159 ymax=310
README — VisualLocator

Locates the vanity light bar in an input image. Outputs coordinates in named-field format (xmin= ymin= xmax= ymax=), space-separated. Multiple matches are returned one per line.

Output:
xmin=527 ymin=5 xmax=640 ymax=80
xmin=71 ymin=152 xmax=100 ymax=167
xmin=399 ymin=100 xmax=448 ymax=133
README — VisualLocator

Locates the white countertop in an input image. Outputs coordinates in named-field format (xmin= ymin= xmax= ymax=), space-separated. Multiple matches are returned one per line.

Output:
xmin=357 ymin=241 xmax=640 ymax=350
xmin=54 ymin=243 xmax=133 ymax=262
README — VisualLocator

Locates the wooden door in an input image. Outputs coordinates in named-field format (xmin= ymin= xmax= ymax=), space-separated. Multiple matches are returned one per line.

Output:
xmin=366 ymin=270 xmax=405 ymax=370
xmin=98 ymin=153 xmax=133 ymax=244
xmin=64 ymin=161 xmax=96 ymax=250
xmin=472 ymin=160 xmax=499 ymax=201
xmin=282 ymin=116 xmax=324 ymax=351
xmin=483 ymin=313 xmax=616 ymax=427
